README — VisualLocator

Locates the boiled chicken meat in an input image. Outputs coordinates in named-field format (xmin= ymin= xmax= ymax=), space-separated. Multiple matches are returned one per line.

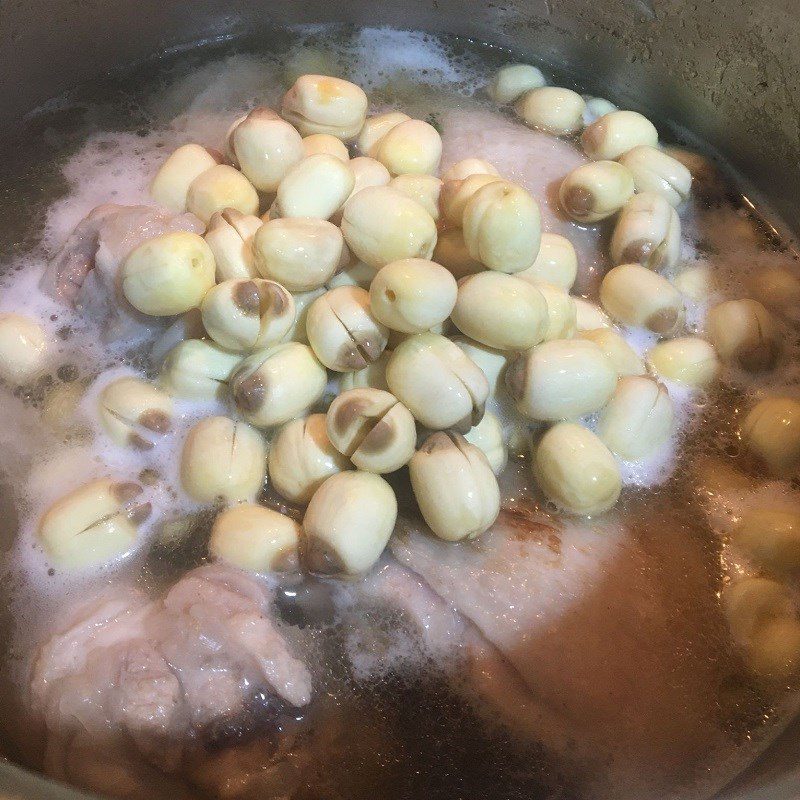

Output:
xmin=39 ymin=203 xmax=203 ymax=340
xmin=440 ymin=108 xmax=605 ymax=293
xmin=355 ymin=503 xmax=743 ymax=800
xmin=30 ymin=565 xmax=312 ymax=799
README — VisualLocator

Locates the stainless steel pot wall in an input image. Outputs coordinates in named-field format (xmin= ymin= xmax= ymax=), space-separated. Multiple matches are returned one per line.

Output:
xmin=0 ymin=1 xmax=799 ymax=798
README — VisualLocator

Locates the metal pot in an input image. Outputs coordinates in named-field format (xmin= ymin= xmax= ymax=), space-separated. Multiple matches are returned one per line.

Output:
xmin=0 ymin=1 xmax=798 ymax=797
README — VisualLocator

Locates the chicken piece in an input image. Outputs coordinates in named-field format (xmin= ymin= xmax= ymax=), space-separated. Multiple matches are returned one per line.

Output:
xmin=31 ymin=565 xmax=313 ymax=798
xmin=385 ymin=504 xmax=739 ymax=800
xmin=41 ymin=643 xmax=189 ymax=795
xmin=30 ymin=589 xmax=153 ymax=710
xmin=440 ymin=108 xmax=606 ymax=293
xmin=40 ymin=204 xmax=204 ymax=341
xmin=32 ymin=592 xmax=189 ymax=797
xmin=112 ymin=641 xmax=186 ymax=772
xmin=39 ymin=203 xmax=123 ymax=306
xmin=161 ymin=565 xmax=312 ymax=710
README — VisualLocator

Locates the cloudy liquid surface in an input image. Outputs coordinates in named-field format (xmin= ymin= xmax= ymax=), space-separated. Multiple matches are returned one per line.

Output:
xmin=0 ymin=24 xmax=799 ymax=800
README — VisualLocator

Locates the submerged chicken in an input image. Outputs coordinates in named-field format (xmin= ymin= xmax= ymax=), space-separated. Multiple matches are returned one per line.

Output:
xmin=40 ymin=204 xmax=203 ymax=340
xmin=358 ymin=504 xmax=750 ymax=800
xmin=31 ymin=565 xmax=312 ymax=799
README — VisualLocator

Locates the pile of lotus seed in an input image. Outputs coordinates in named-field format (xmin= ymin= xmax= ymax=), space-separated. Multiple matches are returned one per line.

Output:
xmin=2 ymin=66 xmax=797 ymax=584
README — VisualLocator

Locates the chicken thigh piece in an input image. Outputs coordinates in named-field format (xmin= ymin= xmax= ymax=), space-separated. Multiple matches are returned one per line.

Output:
xmin=30 ymin=565 xmax=312 ymax=799
xmin=39 ymin=204 xmax=204 ymax=341
xmin=439 ymin=108 xmax=606 ymax=292
xmin=158 ymin=565 xmax=312 ymax=713
xmin=377 ymin=503 xmax=740 ymax=800
xmin=39 ymin=204 xmax=125 ymax=306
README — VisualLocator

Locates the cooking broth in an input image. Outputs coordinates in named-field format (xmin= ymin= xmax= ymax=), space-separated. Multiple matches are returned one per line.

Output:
xmin=0 ymin=25 xmax=798 ymax=800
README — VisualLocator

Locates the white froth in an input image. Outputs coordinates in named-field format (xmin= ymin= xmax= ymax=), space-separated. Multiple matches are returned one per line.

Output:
xmin=346 ymin=28 xmax=470 ymax=88
xmin=45 ymin=132 xmax=164 ymax=250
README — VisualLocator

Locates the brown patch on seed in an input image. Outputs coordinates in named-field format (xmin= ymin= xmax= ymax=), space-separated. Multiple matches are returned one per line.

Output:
xmin=355 ymin=333 xmax=386 ymax=362
xmin=622 ymin=238 xmax=655 ymax=266
xmin=335 ymin=342 xmax=369 ymax=371
xmin=304 ymin=537 xmax=347 ymax=575
xmin=580 ymin=125 xmax=603 ymax=154
xmin=736 ymin=340 xmax=781 ymax=373
xmin=653 ymin=379 xmax=670 ymax=398
xmin=359 ymin=414 xmax=395 ymax=454
xmin=419 ymin=431 xmax=453 ymax=455
xmin=112 ymin=481 xmax=143 ymax=505
xmin=471 ymin=401 xmax=486 ymax=427
xmin=128 ymin=433 xmax=155 ymax=451
xmin=452 ymin=412 xmax=474 ymax=434
xmin=562 ymin=185 xmax=594 ymax=217
xmin=449 ymin=431 xmax=471 ymax=451
xmin=127 ymin=502 xmax=152 ymax=526
xmin=220 ymin=208 xmax=243 ymax=225
xmin=232 ymin=371 xmax=266 ymax=413
xmin=207 ymin=211 xmax=226 ymax=233
xmin=233 ymin=281 xmax=263 ymax=315
xmin=332 ymin=396 xmax=372 ymax=437
xmin=247 ymin=106 xmax=281 ymax=123
xmin=138 ymin=468 xmax=160 ymax=486
xmin=258 ymin=282 xmax=289 ymax=317
xmin=646 ymin=306 xmax=680 ymax=334
xmin=139 ymin=410 xmax=171 ymax=434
